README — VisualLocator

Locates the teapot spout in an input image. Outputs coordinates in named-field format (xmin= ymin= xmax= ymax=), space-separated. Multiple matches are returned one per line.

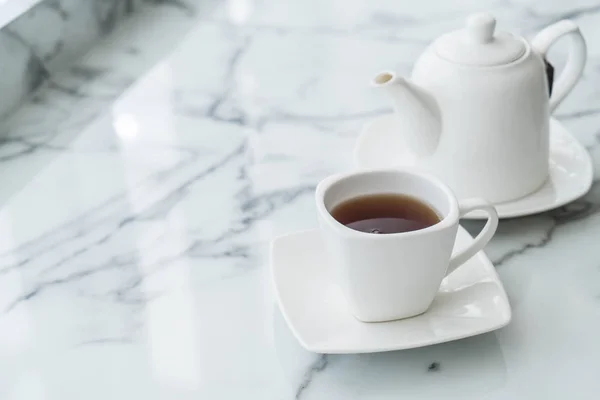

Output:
xmin=373 ymin=71 xmax=441 ymax=157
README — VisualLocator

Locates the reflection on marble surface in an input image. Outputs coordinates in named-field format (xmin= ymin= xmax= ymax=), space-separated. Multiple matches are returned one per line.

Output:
xmin=0 ymin=0 xmax=600 ymax=398
xmin=0 ymin=0 xmax=208 ymax=120
xmin=0 ymin=0 xmax=42 ymax=28
xmin=0 ymin=0 xmax=216 ymax=204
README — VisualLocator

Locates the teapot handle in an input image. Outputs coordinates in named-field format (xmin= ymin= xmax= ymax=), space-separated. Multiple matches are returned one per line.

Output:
xmin=532 ymin=20 xmax=586 ymax=113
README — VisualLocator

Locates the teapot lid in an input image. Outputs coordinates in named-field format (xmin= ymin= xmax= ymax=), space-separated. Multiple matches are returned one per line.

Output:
xmin=434 ymin=13 xmax=525 ymax=66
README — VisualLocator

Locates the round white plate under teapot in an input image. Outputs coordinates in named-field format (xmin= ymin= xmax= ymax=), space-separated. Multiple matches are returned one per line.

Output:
xmin=354 ymin=115 xmax=593 ymax=219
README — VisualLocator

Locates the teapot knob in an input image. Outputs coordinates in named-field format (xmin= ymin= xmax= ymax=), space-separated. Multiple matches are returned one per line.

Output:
xmin=466 ymin=13 xmax=496 ymax=44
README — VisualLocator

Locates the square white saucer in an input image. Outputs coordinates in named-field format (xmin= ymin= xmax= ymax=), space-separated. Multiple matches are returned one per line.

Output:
xmin=271 ymin=227 xmax=511 ymax=354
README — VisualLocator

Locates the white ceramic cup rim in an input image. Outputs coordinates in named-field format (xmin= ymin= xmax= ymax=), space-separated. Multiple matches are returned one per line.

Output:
xmin=315 ymin=168 xmax=460 ymax=239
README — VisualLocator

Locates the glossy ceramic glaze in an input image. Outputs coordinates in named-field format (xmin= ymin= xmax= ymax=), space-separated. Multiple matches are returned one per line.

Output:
xmin=271 ymin=228 xmax=512 ymax=354
xmin=354 ymin=116 xmax=593 ymax=219
xmin=374 ymin=13 xmax=587 ymax=203
xmin=315 ymin=169 xmax=498 ymax=322
xmin=4 ymin=0 xmax=600 ymax=397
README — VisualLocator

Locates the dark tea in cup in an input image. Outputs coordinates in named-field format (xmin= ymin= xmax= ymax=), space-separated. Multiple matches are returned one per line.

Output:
xmin=330 ymin=193 xmax=441 ymax=234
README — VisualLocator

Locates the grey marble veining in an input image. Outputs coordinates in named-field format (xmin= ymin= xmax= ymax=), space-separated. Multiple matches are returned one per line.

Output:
xmin=0 ymin=0 xmax=218 ymax=205
xmin=1 ymin=0 xmax=600 ymax=398
xmin=0 ymin=0 xmax=210 ymax=121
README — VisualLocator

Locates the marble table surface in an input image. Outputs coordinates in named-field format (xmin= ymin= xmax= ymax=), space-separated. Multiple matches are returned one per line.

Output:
xmin=2 ymin=0 xmax=600 ymax=398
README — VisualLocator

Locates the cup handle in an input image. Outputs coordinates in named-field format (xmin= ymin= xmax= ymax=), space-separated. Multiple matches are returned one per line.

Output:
xmin=445 ymin=198 xmax=499 ymax=276
xmin=531 ymin=20 xmax=587 ymax=113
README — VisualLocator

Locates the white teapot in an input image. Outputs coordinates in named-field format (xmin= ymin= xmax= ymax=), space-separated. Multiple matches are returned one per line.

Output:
xmin=374 ymin=12 xmax=586 ymax=203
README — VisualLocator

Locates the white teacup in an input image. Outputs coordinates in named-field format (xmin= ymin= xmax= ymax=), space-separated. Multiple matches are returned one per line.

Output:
xmin=315 ymin=168 xmax=499 ymax=322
